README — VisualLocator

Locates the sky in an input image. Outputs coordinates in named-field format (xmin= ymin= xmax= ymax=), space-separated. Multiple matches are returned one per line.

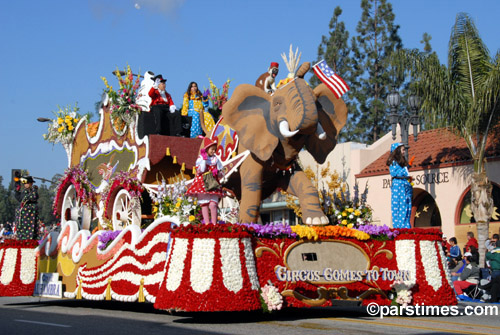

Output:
xmin=0 ymin=0 xmax=499 ymax=187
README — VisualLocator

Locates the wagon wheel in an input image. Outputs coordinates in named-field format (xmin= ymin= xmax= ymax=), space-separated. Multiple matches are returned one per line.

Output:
xmin=61 ymin=184 xmax=92 ymax=230
xmin=112 ymin=189 xmax=141 ymax=230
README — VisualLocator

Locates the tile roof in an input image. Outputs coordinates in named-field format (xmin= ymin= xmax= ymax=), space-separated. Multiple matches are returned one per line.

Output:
xmin=356 ymin=126 xmax=500 ymax=178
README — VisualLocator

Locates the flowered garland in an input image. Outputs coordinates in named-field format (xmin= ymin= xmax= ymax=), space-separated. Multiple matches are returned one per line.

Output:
xmin=42 ymin=104 xmax=89 ymax=145
xmin=53 ymin=165 xmax=96 ymax=216
xmin=240 ymin=222 xmax=297 ymax=239
xmin=291 ymin=224 xmax=371 ymax=241
xmin=170 ymin=223 xmax=254 ymax=239
xmin=103 ymin=169 xmax=144 ymax=218
xmin=1 ymin=239 xmax=39 ymax=248
xmin=101 ymin=65 xmax=142 ymax=125
xmin=356 ymin=224 xmax=399 ymax=240
xmin=97 ymin=230 xmax=122 ymax=250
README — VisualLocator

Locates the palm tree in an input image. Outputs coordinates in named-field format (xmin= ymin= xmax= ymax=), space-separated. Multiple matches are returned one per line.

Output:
xmin=391 ymin=13 xmax=500 ymax=265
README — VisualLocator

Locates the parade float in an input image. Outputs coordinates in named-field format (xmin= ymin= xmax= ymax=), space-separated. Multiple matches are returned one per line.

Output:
xmin=0 ymin=62 xmax=457 ymax=312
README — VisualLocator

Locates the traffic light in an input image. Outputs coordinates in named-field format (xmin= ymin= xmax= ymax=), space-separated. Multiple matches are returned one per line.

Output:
xmin=12 ymin=169 xmax=22 ymax=193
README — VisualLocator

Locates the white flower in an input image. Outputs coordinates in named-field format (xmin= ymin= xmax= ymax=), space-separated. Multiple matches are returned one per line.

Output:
xmin=20 ymin=248 xmax=37 ymax=284
xmin=220 ymin=238 xmax=243 ymax=292
xmin=395 ymin=240 xmax=416 ymax=286
xmin=420 ymin=240 xmax=442 ymax=291
xmin=190 ymin=238 xmax=215 ymax=293
xmin=166 ymin=238 xmax=188 ymax=291
xmin=0 ymin=249 xmax=17 ymax=285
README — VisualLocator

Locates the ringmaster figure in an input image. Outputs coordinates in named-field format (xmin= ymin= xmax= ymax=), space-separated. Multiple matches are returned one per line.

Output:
xmin=148 ymin=74 xmax=182 ymax=136
xmin=16 ymin=176 xmax=40 ymax=240
xmin=386 ymin=143 xmax=413 ymax=228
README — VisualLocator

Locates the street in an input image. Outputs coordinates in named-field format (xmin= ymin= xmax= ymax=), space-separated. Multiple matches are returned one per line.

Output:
xmin=0 ymin=297 xmax=498 ymax=335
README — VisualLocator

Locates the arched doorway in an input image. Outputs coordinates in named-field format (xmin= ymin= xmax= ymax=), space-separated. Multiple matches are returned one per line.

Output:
xmin=412 ymin=189 xmax=442 ymax=227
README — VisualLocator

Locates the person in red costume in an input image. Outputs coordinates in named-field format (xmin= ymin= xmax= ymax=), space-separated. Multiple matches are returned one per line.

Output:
xmin=148 ymin=74 xmax=182 ymax=136
xmin=186 ymin=137 xmax=224 ymax=224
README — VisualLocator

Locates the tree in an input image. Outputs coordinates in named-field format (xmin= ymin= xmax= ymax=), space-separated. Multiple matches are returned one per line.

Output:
xmin=348 ymin=0 xmax=402 ymax=143
xmin=309 ymin=6 xmax=357 ymax=142
xmin=392 ymin=13 xmax=500 ymax=265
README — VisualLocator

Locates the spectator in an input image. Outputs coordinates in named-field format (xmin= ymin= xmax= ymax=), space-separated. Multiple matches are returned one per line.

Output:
xmin=486 ymin=233 xmax=499 ymax=252
xmin=480 ymin=274 xmax=500 ymax=303
xmin=453 ymin=253 xmax=480 ymax=297
xmin=486 ymin=240 xmax=500 ymax=280
xmin=449 ymin=237 xmax=462 ymax=259
xmin=450 ymin=256 xmax=466 ymax=282
xmin=148 ymin=74 xmax=182 ymax=136
xmin=469 ymin=245 xmax=480 ymax=264
xmin=464 ymin=231 xmax=479 ymax=253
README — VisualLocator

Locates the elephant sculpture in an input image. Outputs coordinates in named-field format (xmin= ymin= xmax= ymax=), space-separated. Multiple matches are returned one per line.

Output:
xmin=221 ymin=62 xmax=347 ymax=224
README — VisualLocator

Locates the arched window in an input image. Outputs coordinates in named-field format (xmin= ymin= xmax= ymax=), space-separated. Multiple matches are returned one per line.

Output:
xmin=457 ymin=183 xmax=500 ymax=224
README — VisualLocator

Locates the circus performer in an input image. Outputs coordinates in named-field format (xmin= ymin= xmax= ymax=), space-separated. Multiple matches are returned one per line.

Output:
xmin=16 ymin=176 xmax=40 ymax=240
xmin=181 ymin=81 xmax=212 ymax=138
xmin=186 ymin=137 xmax=224 ymax=224
xmin=386 ymin=143 xmax=413 ymax=228
xmin=255 ymin=62 xmax=279 ymax=94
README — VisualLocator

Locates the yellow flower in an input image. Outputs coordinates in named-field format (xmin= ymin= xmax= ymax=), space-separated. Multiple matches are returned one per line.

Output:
xmin=347 ymin=208 xmax=354 ymax=213
xmin=342 ymin=211 xmax=347 ymax=217
xmin=341 ymin=219 xmax=348 ymax=225
xmin=68 ymin=125 xmax=74 ymax=131
xmin=57 ymin=117 xmax=63 ymax=124
xmin=175 ymin=202 xmax=181 ymax=208
xmin=347 ymin=223 xmax=353 ymax=229
xmin=57 ymin=127 xmax=64 ymax=133
xmin=74 ymin=118 xmax=79 ymax=124
xmin=189 ymin=215 xmax=195 ymax=222
xmin=354 ymin=209 xmax=361 ymax=216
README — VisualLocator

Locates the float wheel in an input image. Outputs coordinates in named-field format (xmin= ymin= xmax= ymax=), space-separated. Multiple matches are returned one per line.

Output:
xmin=111 ymin=189 xmax=141 ymax=230
xmin=61 ymin=184 xmax=92 ymax=230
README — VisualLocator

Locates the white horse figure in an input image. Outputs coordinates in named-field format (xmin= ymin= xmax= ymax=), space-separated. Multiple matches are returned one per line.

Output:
xmin=136 ymin=71 xmax=155 ymax=111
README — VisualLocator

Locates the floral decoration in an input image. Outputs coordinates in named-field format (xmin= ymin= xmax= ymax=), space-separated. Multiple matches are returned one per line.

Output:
xmin=101 ymin=65 xmax=142 ymax=125
xmin=356 ymin=224 xmax=399 ymax=240
xmin=204 ymin=77 xmax=231 ymax=121
xmin=291 ymin=224 xmax=371 ymax=241
xmin=0 ymin=244 xmax=38 ymax=296
xmin=240 ymin=222 xmax=297 ymax=239
xmin=53 ymin=165 xmax=95 ymax=216
xmin=390 ymin=280 xmax=413 ymax=307
xmin=42 ymin=104 xmax=89 ymax=145
xmin=260 ymin=281 xmax=284 ymax=312
xmin=150 ymin=178 xmax=200 ymax=224
xmin=284 ymin=164 xmax=373 ymax=227
xmin=98 ymin=230 xmax=122 ymax=250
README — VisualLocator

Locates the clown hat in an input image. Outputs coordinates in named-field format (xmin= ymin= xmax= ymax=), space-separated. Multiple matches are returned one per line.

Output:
xmin=270 ymin=62 xmax=279 ymax=69
xmin=202 ymin=137 xmax=217 ymax=150
xmin=390 ymin=142 xmax=403 ymax=153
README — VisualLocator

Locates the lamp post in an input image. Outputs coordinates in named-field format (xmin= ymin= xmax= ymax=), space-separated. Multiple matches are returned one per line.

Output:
xmin=386 ymin=87 xmax=421 ymax=161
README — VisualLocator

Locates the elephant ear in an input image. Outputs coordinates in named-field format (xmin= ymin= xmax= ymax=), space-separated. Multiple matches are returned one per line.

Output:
xmin=222 ymin=84 xmax=278 ymax=161
xmin=305 ymin=83 xmax=348 ymax=164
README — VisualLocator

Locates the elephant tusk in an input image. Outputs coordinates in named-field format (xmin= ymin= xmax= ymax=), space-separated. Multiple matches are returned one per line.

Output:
xmin=316 ymin=122 xmax=327 ymax=140
xmin=279 ymin=120 xmax=299 ymax=138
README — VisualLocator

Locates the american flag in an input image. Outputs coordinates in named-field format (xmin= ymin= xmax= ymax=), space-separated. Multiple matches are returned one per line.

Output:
xmin=312 ymin=60 xmax=350 ymax=99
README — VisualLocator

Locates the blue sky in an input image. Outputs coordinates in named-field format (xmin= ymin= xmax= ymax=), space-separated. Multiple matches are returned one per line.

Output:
xmin=0 ymin=0 xmax=499 ymax=187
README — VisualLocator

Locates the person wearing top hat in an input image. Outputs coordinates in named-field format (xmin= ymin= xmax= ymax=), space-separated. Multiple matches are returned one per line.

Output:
xmin=186 ymin=137 xmax=224 ymax=224
xmin=386 ymin=143 xmax=413 ymax=228
xmin=148 ymin=74 xmax=182 ymax=136
xmin=16 ymin=176 xmax=39 ymax=240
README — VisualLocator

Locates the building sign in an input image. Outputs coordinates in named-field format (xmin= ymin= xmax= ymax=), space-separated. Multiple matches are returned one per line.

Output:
xmin=33 ymin=272 xmax=63 ymax=298
xmin=383 ymin=171 xmax=450 ymax=189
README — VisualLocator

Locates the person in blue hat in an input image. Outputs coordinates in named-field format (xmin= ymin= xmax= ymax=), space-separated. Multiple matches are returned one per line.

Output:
xmin=386 ymin=143 xmax=412 ymax=228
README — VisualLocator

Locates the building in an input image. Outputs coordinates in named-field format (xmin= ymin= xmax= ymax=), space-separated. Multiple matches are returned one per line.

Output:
xmin=298 ymin=127 xmax=500 ymax=249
